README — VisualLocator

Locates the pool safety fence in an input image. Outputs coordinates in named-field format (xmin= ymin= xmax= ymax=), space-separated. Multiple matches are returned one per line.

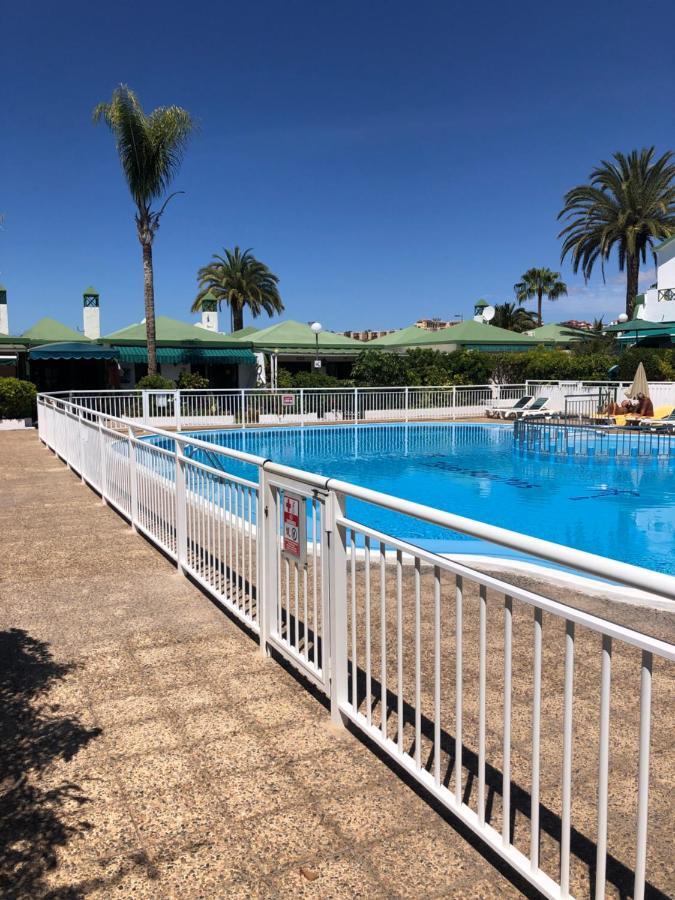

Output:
xmin=37 ymin=393 xmax=675 ymax=900
xmin=47 ymin=380 xmax=675 ymax=430
xmin=515 ymin=418 xmax=675 ymax=460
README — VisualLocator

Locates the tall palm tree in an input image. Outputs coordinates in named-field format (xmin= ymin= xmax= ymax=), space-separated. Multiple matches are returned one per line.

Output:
xmin=492 ymin=302 xmax=537 ymax=332
xmin=514 ymin=267 xmax=567 ymax=325
xmin=192 ymin=247 xmax=283 ymax=332
xmin=558 ymin=148 xmax=675 ymax=318
xmin=93 ymin=86 xmax=194 ymax=374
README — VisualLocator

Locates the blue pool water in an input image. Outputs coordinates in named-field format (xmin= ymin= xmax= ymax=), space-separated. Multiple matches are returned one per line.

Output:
xmin=174 ymin=423 xmax=675 ymax=575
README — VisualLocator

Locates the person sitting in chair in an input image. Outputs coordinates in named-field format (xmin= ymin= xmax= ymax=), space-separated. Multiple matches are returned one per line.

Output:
xmin=636 ymin=393 xmax=654 ymax=417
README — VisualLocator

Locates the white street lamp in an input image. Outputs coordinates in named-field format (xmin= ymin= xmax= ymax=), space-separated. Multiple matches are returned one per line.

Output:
xmin=310 ymin=321 xmax=323 ymax=369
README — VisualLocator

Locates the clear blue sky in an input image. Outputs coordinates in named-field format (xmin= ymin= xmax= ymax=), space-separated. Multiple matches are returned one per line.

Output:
xmin=2 ymin=0 xmax=674 ymax=336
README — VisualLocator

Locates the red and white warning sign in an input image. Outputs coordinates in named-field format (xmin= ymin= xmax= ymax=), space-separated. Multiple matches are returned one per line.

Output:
xmin=282 ymin=492 xmax=306 ymax=564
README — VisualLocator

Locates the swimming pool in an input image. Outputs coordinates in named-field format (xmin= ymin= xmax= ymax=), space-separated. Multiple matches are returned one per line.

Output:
xmin=169 ymin=423 xmax=675 ymax=576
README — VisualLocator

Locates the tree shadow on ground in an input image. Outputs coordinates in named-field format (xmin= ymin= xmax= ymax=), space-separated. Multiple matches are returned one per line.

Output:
xmin=0 ymin=629 xmax=102 ymax=898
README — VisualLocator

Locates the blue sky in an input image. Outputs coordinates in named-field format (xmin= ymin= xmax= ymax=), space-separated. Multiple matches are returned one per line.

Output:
xmin=2 ymin=0 xmax=674 ymax=335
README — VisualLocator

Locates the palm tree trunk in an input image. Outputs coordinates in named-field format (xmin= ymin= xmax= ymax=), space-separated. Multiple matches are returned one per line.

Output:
xmin=232 ymin=305 xmax=244 ymax=332
xmin=142 ymin=242 xmax=158 ymax=375
xmin=537 ymin=289 xmax=543 ymax=326
xmin=626 ymin=253 xmax=639 ymax=319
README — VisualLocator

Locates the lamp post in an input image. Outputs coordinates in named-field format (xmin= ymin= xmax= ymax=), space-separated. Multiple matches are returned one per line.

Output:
xmin=310 ymin=321 xmax=323 ymax=370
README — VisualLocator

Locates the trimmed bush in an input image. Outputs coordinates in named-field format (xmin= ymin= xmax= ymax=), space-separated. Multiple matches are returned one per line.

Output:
xmin=177 ymin=371 xmax=210 ymax=389
xmin=136 ymin=374 xmax=175 ymax=389
xmin=0 ymin=378 xmax=37 ymax=419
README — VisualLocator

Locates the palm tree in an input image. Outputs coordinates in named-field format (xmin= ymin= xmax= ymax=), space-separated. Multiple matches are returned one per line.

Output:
xmin=514 ymin=267 xmax=567 ymax=325
xmin=192 ymin=247 xmax=283 ymax=332
xmin=93 ymin=86 xmax=194 ymax=374
xmin=492 ymin=302 xmax=538 ymax=332
xmin=558 ymin=148 xmax=675 ymax=318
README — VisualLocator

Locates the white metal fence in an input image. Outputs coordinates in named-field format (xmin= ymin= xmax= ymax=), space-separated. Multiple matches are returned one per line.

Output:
xmin=49 ymin=381 xmax=675 ymax=431
xmin=37 ymin=393 xmax=675 ymax=900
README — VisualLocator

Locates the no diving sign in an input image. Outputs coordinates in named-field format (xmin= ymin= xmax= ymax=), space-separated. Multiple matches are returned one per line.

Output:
xmin=282 ymin=491 xmax=306 ymax=565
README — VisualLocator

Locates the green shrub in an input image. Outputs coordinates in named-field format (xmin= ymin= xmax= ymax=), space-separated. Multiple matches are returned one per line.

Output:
xmin=276 ymin=368 xmax=295 ymax=388
xmin=615 ymin=348 xmax=675 ymax=382
xmin=0 ymin=378 xmax=37 ymax=419
xmin=177 ymin=371 xmax=210 ymax=389
xmin=351 ymin=349 xmax=409 ymax=386
xmin=137 ymin=374 xmax=175 ymax=390
xmin=291 ymin=370 xmax=343 ymax=388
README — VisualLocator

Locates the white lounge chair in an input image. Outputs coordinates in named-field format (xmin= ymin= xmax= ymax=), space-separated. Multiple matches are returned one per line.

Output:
xmin=485 ymin=395 xmax=533 ymax=419
xmin=504 ymin=396 xmax=550 ymax=419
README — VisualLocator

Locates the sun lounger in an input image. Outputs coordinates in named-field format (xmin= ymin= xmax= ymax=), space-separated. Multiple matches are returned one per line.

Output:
xmin=505 ymin=397 xmax=549 ymax=419
xmin=485 ymin=395 xmax=533 ymax=418
xmin=639 ymin=407 xmax=675 ymax=431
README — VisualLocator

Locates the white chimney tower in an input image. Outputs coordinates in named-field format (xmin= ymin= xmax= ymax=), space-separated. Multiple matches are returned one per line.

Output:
xmin=0 ymin=285 xmax=8 ymax=335
xmin=198 ymin=290 xmax=219 ymax=332
xmin=82 ymin=286 xmax=100 ymax=339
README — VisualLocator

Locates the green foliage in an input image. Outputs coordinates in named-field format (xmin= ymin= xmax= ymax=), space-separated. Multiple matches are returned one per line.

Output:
xmin=137 ymin=374 xmax=175 ymax=389
xmin=616 ymin=348 xmax=675 ymax=382
xmin=514 ymin=268 xmax=567 ymax=325
xmin=276 ymin=368 xmax=343 ymax=388
xmin=177 ymin=370 xmax=210 ymax=389
xmin=276 ymin=368 xmax=295 ymax=388
xmin=291 ymin=370 xmax=343 ymax=388
xmin=492 ymin=303 xmax=537 ymax=332
xmin=0 ymin=378 xmax=37 ymax=419
xmin=192 ymin=246 xmax=283 ymax=333
xmin=351 ymin=349 xmax=410 ymax=386
xmin=93 ymin=86 xmax=194 ymax=224
xmin=558 ymin=148 xmax=675 ymax=315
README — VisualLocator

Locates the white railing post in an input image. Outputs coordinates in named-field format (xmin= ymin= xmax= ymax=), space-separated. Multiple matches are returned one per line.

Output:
xmin=241 ymin=389 xmax=247 ymax=429
xmin=78 ymin=411 xmax=86 ymax=482
xmin=327 ymin=489 xmax=348 ymax=727
xmin=353 ymin=387 xmax=359 ymax=423
xmin=174 ymin=389 xmax=182 ymax=431
xmin=141 ymin=391 xmax=150 ymax=427
xmin=128 ymin=425 xmax=138 ymax=531
xmin=405 ymin=386 xmax=409 ymax=423
xmin=452 ymin=385 xmax=456 ymax=420
xmin=259 ymin=464 xmax=277 ymax=657
xmin=175 ymin=440 xmax=188 ymax=572
xmin=98 ymin=419 xmax=108 ymax=504
xmin=300 ymin=389 xmax=305 ymax=426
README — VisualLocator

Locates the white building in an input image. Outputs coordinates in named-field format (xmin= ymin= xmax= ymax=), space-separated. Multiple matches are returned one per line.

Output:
xmin=634 ymin=235 xmax=675 ymax=323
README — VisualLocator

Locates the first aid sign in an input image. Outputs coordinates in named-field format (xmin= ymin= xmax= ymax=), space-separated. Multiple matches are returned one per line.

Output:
xmin=282 ymin=492 xmax=306 ymax=564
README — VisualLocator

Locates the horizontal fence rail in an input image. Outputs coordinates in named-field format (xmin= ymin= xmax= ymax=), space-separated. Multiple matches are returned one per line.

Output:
xmin=46 ymin=381 xmax=675 ymax=431
xmin=36 ymin=392 xmax=675 ymax=900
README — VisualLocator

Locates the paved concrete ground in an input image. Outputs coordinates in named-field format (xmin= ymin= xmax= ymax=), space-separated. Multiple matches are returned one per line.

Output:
xmin=0 ymin=429 xmax=527 ymax=899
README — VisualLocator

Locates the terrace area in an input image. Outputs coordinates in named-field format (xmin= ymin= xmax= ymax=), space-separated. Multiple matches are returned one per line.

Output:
xmin=1 ymin=428 xmax=527 ymax=898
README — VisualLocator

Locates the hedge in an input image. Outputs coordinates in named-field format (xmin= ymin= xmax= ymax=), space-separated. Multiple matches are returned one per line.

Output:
xmin=0 ymin=378 xmax=37 ymax=419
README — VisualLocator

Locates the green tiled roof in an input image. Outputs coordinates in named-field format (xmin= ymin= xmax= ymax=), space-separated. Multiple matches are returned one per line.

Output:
xmin=103 ymin=316 xmax=249 ymax=347
xmin=230 ymin=325 xmax=260 ymax=339
xmin=243 ymin=320 xmax=363 ymax=351
xmin=21 ymin=317 xmax=87 ymax=344
xmin=369 ymin=320 xmax=538 ymax=348
xmin=525 ymin=323 xmax=590 ymax=344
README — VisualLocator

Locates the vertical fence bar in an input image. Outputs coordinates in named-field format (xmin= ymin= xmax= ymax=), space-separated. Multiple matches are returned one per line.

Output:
xmin=560 ymin=619 xmax=575 ymax=895
xmin=328 ymin=490 xmax=347 ymax=727
xmin=478 ymin=583 xmax=487 ymax=824
xmin=634 ymin=650 xmax=653 ymax=900
xmin=128 ymin=426 xmax=138 ymax=531
xmin=502 ymin=595 xmax=512 ymax=845
xmin=595 ymin=635 xmax=612 ymax=899
xmin=455 ymin=574 xmax=463 ymax=804
xmin=175 ymin=440 xmax=187 ymax=572
xmin=530 ymin=606 xmax=543 ymax=871
xmin=434 ymin=565 xmax=441 ymax=785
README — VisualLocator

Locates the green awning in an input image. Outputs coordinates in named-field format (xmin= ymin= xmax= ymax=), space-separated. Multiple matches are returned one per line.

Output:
xmin=190 ymin=348 xmax=257 ymax=364
xmin=116 ymin=346 xmax=256 ymax=365
xmin=117 ymin=346 xmax=188 ymax=364
xmin=615 ymin=326 xmax=675 ymax=342
xmin=29 ymin=342 xmax=118 ymax=361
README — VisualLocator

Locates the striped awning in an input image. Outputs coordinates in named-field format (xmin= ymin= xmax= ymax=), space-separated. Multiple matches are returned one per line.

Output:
xmin=116 ymin=346 xmax=256 ymax=365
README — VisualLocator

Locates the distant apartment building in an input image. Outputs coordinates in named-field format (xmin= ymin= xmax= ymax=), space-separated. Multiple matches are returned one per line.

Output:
xmin=560 ymin=319 xmax=593 ymax=331
xmin=414 ymin=318 xmax=461 ymax=331
xmin=341 ymin=329 xmax=397 ymax=342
